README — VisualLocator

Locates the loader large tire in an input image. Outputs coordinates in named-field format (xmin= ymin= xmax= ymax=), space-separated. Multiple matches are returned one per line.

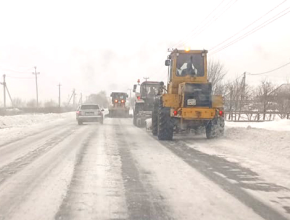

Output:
xmin=157 ymin=105 xmax=173 ymax=140
xmin=152 ymin=103 xmax=158 ymax=136
xmin=206 ymin=117 xmax=224 ymax=139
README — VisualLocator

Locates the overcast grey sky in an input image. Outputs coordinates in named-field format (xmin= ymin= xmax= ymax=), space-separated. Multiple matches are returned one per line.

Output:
xmin=0 ymin=0 xmax=289 ymax=104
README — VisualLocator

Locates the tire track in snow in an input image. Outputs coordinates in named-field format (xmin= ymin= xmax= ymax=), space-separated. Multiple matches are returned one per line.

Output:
xmin=55 ymin=129 xmax=97 ymax=220
xmin=56 ymin=123 xmax=128 ymax=220
xmin=0 ymin=120 xmax=74 ymax=149
xmin=160 ymin=139 xmax=290 ymax=220
xmin=0 ymin=124 xmax=93 ymax=220
xmin=115 ymin=122 xmax=173 ymax=220
xmin=0 ymin=124 xmax=78 ymax=185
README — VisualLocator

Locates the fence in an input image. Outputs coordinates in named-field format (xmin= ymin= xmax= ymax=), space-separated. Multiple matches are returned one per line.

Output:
xmin=225 ymin=111 xmax=290 ymax=122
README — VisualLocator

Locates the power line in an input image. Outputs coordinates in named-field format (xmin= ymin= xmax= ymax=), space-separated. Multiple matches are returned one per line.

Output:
xmin=5 ymin=75 xmax=34 ymax=79
xmin=209 ymin=0 xmax=287 ymax=51
xmin=0 ymin=66 xmax=33 ymax=74
xmin=247 ymin=61 xmax=290 ymax=75
xmin=150 ymin=6 xmax=290 ymax=81
xmin=150 ymin=1 xmax=237 ymax=80
xmin=177 ymin=0 xmax=238 ymax=48
xmin=174 ymin=0 xmax=227 ymax=47
xmin=148 ymin=1 xmax=237 ymax=79
xmin=210 ymin=7 xmax=290 ymax=55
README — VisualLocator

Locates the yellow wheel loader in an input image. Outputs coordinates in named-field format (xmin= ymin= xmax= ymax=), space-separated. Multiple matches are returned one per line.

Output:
xmin=152 ymin=49 xmax=224 ymax=140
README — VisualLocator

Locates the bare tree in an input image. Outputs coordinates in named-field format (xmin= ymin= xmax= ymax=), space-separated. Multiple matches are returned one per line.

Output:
xmin=87 ymin=91 xmax=109 ymax=108
xmin=27 ymin=99 xmax=37 ymax=108
xmin=12 ymin=98 xmax=25 ymax=108
xmin=271 ymin=83 xmax=290 ymax=118
xmin=208 ymin=60 xmax=227 ymax=95
xmin=254 ymin=79 xmax=275 ymax=120
xmin=223 ymin=76 xmax=253 ymax=120
xmin=44 ymin=100 xmax=58 ymax=108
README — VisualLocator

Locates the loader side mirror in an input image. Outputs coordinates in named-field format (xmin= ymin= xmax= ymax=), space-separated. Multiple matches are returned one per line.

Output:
xmin=165 ymin=59 xmax=170 ymax=66
xmin=133 ymin=84 xmax=137 ymax=92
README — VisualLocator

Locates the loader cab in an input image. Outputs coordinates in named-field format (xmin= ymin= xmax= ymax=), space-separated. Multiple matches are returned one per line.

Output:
xmin=110 ymin=92 xmax=128 ymax=106
xmin=140 ymin=82 xmax=160 ymax=98
xmin=165 ymin=49 xmax=208 ymax=94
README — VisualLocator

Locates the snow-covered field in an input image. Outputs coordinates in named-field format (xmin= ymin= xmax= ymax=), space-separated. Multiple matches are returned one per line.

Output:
xmin=226 ymin=117 xmax=290 ymax=131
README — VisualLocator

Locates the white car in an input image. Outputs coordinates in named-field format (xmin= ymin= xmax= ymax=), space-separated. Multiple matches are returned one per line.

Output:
xmin=76 ymin=104 xmax=104 ymax=125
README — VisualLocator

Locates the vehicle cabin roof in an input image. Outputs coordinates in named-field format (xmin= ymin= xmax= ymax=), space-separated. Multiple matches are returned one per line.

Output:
xmin=80 ymin=103 xmax=99 ymax=106
xmin=110 ymin=92 xmax=128 ymax=97
xmin=79 ymin=104 xmax=99 ymax=108
xmin=141 ymin=81 xmax=160 ymax=85
xmin=169 ymin=49 xmax=208 ymax=56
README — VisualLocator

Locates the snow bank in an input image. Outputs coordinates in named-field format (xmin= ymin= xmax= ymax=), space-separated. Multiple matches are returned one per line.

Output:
xmin=183 ymin=119 xmax=290 ymax=190
xmin=0 ymin=113 xmax=75 ymax=146
xmin=226 ymin=119 xmax=290 ymax=132
xmin=0 ymin=113 xmax=74 ymax=128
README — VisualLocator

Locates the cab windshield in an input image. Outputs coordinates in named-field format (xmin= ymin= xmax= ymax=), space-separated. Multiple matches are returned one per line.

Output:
xmin=112 ymin=93 xmax=126 ymax=100
xmin=176 ymin=53 xmax=205 ymax=77
xmin=141 ymin=84 xmax=159 ymax=97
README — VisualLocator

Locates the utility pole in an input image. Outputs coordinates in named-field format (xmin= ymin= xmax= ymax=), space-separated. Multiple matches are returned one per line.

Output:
xmin=242 ymin=72 xmax=246 ymax=101
xmin=78 ymin=93 xmax=82 ymax=105
xmin=5 ymin=85 xmax=13 ymax=107
xmin=3 ymin=74 xmax=6 ymax=110
xmin=32 ymin=66 xmax=40 ymax=108
xmin=67 ymin=89 xmax=75 ymax=107
xmin=128 ymin=89 xmax=132 ymax=107
xmin=58 ymin=84 xmax=61 ymax=108
xmin=72 ymin=89 xmax=76 ymax=109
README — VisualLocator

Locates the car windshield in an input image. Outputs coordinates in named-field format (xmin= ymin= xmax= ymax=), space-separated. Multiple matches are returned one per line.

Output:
xmin=81 ymin=105 xmax=99 ymax=110
xmin=176 ymin=53 xmax=205 ymax=77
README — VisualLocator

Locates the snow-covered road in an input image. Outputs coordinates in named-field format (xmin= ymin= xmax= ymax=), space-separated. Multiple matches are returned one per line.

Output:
xmin=0 ymin=115 xmax=289 ymax=220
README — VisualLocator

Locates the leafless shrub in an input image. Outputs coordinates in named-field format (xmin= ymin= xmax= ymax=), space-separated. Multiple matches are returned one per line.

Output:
xmin=208 ymin=60 xmax=227 ymax=95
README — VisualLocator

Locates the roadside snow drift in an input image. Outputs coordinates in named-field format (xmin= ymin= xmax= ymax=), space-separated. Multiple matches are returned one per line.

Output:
xmin=0 ymin=113 xmax=75 ymax=146
xmin=0 ymin=113 xmax=74 ymax=128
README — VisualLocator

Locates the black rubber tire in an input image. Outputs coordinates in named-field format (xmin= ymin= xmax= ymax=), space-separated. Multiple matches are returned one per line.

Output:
xmin=133 ymin=108 xmax=138 ymax=126
xmin=133 ymin=114 xmax=137 ymax=126
xmin=133 ymin=104 xmax=141 ymax=127
xmin=77 ymin=120 xmax=83 ymax=125
xmin=157 ymin=102 xmax=173 ymax=140
xmin=206 ymin=117 xmax=224 ymax=139
xmin=152 ymin=103 xmax=158 ymax=136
